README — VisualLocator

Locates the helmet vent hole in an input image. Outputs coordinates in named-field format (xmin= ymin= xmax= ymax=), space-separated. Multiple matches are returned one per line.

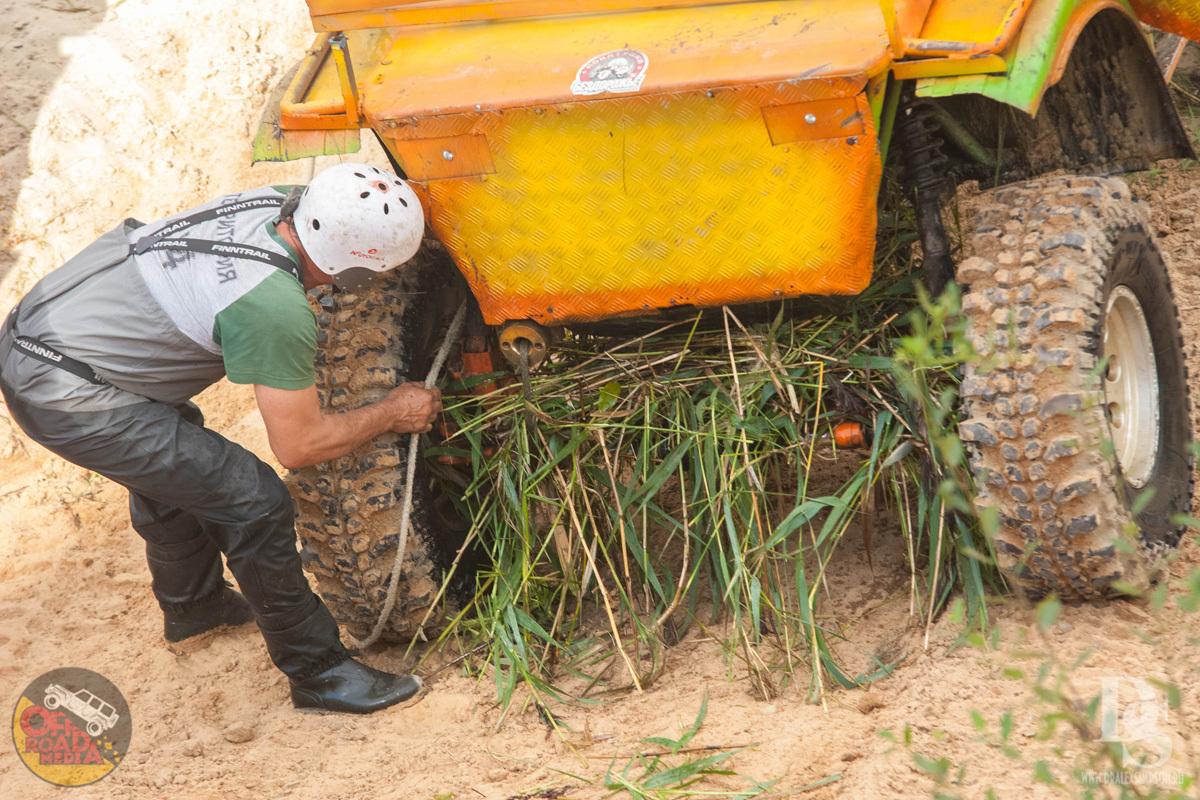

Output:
xmin=359 ymin=191 xmax=370 ymax=199
xmin=383 ymin=203 xmax=390 ymax=215
xmin=312 ymin=219 xmax=321 ymax=230
xmin=398 ymin=197 xmax=408 ymax=208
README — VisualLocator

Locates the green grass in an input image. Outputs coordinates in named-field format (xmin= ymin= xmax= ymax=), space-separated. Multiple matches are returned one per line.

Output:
xmin=413 ymin=271 xmax=997 ymax=717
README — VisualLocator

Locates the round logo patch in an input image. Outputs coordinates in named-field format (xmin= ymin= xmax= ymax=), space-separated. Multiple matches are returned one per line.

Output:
xmin=11 ymin=668 xmax=131 ymax=787
xmin=570 ymin=49 xmax=649 ymax=96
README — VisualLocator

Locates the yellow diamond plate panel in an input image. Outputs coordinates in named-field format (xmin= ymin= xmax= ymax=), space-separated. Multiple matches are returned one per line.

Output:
xmin=386 ymin=80 xmax=880 ymax=326
xmin=1131 ymin=0 xmax=1200 ymax=41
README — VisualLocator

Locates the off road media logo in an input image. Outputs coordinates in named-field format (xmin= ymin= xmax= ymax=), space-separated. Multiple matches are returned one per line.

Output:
xmin=571 ymin=49 xmax=649 ymax=96
xmin=1098 ymin=676 xmax=1172 ymax=769
xmin=1081 ymin=676 xmax=1187 ymax=788
xmin=11 ymin=668 xmax=131 ymax=787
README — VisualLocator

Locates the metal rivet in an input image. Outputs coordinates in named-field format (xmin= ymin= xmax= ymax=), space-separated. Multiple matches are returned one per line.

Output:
xmin=442 ymin=150 xmax=454 ymax=161
xmin=804 ymin=113 xmax=817 ymax=124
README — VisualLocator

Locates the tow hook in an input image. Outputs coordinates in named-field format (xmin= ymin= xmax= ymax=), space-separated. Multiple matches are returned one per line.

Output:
xmin=498 ymin=320 xmax=552 ymax=368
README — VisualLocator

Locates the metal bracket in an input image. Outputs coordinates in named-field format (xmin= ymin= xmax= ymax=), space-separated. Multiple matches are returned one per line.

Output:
xmin=499 ymin=320 xmax=551 ymax=368
xmin=329 ymin=32 xmax=360 ymax=126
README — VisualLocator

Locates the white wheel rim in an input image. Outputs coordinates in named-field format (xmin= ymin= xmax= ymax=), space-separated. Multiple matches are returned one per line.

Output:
xmin=1102 ymin=285 xmax=1159 ymax=488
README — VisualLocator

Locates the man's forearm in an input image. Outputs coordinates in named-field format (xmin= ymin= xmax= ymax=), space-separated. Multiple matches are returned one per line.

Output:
xmin=277 ymin=401 xmax=397 ymax=469
xmin=256 ymin=382 xmax=440 ymax=471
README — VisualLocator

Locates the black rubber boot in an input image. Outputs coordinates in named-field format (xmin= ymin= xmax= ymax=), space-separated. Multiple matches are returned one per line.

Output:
xmin=290 ymin=658 xmax=423 ymax=714
xmin=163 ymin=586 xmax=255 ymax=643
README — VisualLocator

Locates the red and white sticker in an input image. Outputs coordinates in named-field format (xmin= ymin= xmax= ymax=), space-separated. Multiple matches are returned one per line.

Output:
xmin=570 ymin=49 xmax=649 ymax=96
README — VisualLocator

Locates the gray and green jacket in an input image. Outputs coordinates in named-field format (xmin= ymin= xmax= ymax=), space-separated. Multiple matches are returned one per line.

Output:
xmin=0 ymin=187 xmax=316 ymax=412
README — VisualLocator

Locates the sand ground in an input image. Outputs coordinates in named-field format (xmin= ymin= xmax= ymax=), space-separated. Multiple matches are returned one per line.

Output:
xmin=1 ymin=3 xmax=1198 ymax=798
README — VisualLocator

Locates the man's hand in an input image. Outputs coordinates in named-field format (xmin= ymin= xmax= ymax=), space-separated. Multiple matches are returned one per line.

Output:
xmin=255 ymin=382 xmax=443 ymax=470
xmin=381 ymin=383 xmax=442 ymax=434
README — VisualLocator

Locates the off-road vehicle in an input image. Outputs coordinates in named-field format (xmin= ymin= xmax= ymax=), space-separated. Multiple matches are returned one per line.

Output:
xmin=255 ymin=0 xmax=1200 ymax=637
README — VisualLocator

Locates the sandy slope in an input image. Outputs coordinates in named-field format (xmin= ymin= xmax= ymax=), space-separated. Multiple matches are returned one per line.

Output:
xmin=1 ymin=3 xmax=1199 ymax=799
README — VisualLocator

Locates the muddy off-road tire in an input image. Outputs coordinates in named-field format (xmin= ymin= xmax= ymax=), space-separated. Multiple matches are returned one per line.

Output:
xmin=958 ymin=176 xmax=1192 ymax=600
xmin=288 ymin=255 xmax=473 ymax=641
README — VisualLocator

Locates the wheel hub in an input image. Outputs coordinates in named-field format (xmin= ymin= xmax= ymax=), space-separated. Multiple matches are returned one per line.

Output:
xmin=1102 ymin=285 xmax=1159 ymax=488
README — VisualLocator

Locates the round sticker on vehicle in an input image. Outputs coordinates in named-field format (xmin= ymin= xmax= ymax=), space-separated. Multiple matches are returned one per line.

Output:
xmin=11 ymin=668 xmax=131 ymax=787
xmin=570 ymin=49 xmax=649 ymax=96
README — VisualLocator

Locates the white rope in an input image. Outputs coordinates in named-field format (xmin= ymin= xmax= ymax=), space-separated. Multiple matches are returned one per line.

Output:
xmin=345 ymin=301 xmax=469 ymax=650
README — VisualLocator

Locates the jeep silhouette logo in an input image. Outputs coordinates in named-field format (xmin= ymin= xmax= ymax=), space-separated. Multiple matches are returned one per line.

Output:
xmin=43 ymin=684 xmax=120 ymax=738
xmin=12 ymin=668 xmax=131 ymax=787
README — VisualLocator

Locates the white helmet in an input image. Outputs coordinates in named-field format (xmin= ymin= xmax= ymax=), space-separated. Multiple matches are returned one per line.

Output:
xmin=293 ymin=162 xmax=424 ymax=290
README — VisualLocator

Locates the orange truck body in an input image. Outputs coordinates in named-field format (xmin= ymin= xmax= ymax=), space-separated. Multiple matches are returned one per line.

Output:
xmin=256 ymin=0 xmax=1200 ymax=326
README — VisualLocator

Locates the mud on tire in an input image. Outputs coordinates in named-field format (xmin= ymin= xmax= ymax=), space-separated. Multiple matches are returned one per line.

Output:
xmin=288 ymin=246 xmax=473 ymax=641
xmin=958 ymin=176 xmax=1192 ymax=600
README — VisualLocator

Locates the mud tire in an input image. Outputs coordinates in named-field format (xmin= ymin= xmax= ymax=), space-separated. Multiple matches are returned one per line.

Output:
xmin=958 ymin=176 xmax=1192 ymax=600
xmin=287 ymin=248 xmax=472 ymax=641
